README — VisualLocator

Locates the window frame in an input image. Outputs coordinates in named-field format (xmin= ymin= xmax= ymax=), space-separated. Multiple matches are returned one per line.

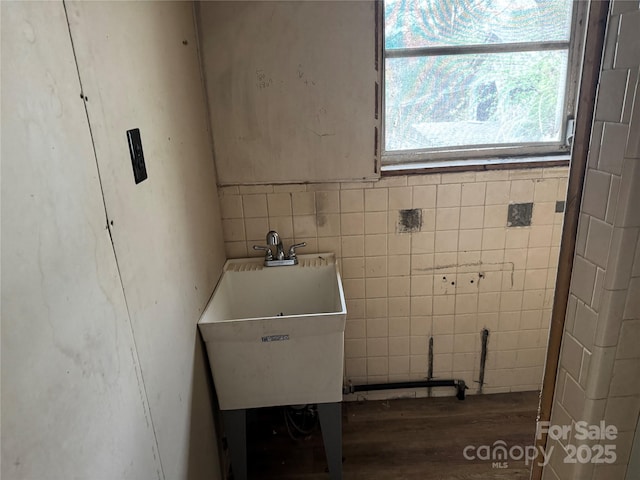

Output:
xmin=379 ymin=0 xmax=588 ymax=172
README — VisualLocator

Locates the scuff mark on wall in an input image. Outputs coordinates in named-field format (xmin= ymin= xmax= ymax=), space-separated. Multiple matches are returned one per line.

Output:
xmin=307 ymin=127 xmax=335 ymax=138
xmin=256 ymin=70 xmax=272 ymax=89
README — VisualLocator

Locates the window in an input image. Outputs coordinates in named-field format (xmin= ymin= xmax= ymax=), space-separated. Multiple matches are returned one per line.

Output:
xmin=382 ymin=0 xmax=584 ymax=170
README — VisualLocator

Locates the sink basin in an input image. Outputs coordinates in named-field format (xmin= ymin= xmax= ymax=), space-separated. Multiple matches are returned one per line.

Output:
xmin=198 ymin=253 xmax=346 ymax=410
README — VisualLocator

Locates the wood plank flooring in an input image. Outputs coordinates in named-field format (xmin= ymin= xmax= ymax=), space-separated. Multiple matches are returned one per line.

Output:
xmin=245 ymin=391 xmax=539 ymax=480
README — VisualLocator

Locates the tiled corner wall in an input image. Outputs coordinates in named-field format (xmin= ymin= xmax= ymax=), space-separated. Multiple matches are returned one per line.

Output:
xmin=219 ymin=166 xmax=568 ymax=396
xmin=543 ymin=2 xmax=640 ymax=480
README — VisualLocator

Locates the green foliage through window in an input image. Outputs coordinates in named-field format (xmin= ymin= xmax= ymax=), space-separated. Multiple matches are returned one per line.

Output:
xmin=383 ymin=0 xmax=575 ymax=158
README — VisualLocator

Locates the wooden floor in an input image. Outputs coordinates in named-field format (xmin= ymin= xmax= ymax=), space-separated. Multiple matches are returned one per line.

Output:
xmin=244 ymin=391 xmax=539 ymax=480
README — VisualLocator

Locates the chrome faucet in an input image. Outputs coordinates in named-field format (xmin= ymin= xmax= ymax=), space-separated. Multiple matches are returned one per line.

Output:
xmin=266 ymin=230 xmax=285 ymax=260
xmin=253 ymin=230 xmax=306 ymax=266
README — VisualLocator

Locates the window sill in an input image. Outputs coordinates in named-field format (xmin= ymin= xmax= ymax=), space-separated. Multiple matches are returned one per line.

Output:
xmin=380 ymin=154 xmax=570 ymax=176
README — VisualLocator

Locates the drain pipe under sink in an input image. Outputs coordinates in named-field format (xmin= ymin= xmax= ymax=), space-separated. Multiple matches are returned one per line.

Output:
xmin=343 ymin=378 xmax=468 ymax=400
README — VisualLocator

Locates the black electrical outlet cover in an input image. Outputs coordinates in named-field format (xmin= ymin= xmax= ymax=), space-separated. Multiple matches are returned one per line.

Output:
xmin=127 ymin=128 xmax=147 ymax=184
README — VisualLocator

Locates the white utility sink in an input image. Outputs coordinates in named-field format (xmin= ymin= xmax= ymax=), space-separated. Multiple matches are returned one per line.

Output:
xmin=198 ymin=253 xmax=347 ymax=410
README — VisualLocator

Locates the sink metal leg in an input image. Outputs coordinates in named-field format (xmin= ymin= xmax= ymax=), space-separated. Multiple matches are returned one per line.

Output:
xmin=221 ymin=409 xmax=247 ymax=480
xmin=317 ymin=402 xmax=343 ymax=480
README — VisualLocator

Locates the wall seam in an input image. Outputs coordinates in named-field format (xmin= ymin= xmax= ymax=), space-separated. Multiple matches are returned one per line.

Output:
xmin=61 ymin=3 xmax=166 ymax=479
xmin=191 ymin=2 xmax=221 ymax=190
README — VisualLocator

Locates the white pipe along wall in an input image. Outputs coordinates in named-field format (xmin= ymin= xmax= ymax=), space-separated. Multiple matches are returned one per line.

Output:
xmin=1 ymin=2 xmax=226 ymax=479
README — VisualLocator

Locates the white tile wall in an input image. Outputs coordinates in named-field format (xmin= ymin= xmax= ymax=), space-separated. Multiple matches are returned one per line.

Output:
xmin=546 ymin=3 xmax=640 ymax=479
xmin=219 ymin=166 xmax=568 ymax=396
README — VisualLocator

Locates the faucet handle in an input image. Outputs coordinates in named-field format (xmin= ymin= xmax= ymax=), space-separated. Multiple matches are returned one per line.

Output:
xmin=288 ymin=242 xmax=307 ymax=259
xmin=252 ymin=245 xmax=273 ymax=260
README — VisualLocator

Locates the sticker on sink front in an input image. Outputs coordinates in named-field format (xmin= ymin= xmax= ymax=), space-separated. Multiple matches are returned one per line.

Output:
xmin=261 ymin=334 xmax=290 ymax=342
